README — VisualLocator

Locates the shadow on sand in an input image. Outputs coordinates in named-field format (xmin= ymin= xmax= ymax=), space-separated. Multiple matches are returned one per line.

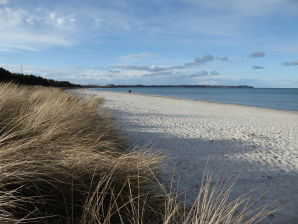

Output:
xmin=109 ymin=109 xmax=298 ymax=224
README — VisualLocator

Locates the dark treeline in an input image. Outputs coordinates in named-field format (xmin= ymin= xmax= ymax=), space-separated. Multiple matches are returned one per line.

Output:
xmin=0 ymin=67 xmax=81 ymax=87
xmin=99 ymin=84 xmax=254 ymax=88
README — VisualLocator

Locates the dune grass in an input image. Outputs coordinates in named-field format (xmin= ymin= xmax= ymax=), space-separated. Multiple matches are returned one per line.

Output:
xmin=0 ymin=83 xmax=274 ymax=223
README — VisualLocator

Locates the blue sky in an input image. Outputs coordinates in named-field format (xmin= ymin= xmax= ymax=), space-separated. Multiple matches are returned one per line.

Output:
xmin=0 ymin=0 xmax=298 ymax=87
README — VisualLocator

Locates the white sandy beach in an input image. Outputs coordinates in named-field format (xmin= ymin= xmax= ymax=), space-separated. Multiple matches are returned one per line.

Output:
xmin=72 ymin=89 xmax=298 ymax=224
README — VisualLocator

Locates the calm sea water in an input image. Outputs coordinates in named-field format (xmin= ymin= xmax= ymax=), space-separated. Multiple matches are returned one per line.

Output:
xmin=91 ymin=87 xmax=298 ymax=111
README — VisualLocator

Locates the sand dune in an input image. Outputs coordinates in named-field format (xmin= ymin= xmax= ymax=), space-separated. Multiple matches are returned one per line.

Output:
xmin=73 ymin=89 xmax=298 ymax=224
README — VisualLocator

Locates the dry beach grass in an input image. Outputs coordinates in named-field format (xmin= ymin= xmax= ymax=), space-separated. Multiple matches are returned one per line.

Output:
xmin=0 ymin=83 xmax=273 ymax=223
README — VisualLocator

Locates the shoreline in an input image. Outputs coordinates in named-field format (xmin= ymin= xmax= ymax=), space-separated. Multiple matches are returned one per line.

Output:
xmin=72 ymin=88 xmax=298 ymax=224
xmin=88 ymin=88 xmax=298 ymax=114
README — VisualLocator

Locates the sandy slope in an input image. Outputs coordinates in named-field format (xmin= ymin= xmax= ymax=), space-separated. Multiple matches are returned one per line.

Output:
xmin=72 ymin=89 xmax=298 ymax=224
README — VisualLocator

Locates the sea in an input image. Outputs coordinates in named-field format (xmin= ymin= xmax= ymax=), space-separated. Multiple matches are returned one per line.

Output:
xmin=91 ymin=87 xmax=298 ymax=111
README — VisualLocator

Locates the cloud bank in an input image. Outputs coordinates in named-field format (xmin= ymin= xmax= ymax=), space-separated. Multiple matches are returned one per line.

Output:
xmin=250 ymin=51 xmax=265 ymax=58
xmin=194 ymin=54 xmax=214 ymax=64
xmin=188 ymin=70 xmax=219 ymax=78
xmin=253 ymin=65 xmax=265 ymax=69
xmin=282 ymin=60 xmax=298 ymax=66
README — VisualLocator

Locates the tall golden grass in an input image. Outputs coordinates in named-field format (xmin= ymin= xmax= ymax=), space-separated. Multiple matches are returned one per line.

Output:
xmin=0 ymin=83 xmax=274 ymax=223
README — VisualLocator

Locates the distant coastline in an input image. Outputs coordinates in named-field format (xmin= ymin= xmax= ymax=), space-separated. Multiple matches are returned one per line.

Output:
xmin=93 ymin=84 xmax=254 ymax=88
xmin=91 ymin=87 xmax=298 ymax=111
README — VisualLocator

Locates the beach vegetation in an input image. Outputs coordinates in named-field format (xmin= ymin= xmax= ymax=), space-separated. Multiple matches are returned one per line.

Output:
xmin=0 ymin=67 xmax=80 ymax=87
xmin=0 ymin=82 xmax=273 ymax=223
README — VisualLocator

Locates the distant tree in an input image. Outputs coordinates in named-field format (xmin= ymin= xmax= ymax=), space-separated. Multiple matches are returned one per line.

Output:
xmin=0 ymin=67 xmax=81 ymax=87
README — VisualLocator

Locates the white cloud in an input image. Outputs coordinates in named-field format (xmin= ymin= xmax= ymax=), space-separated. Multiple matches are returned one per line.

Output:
xmin=0 ymin=7 xmax=78 ymax=51
xmin=0 ymin=0 xmax=10 ymax=5
xmin=120 ymin=52 xmax=153 ymax=60
xmin=48 ymin=12 xmax=71 ymax=28
xmin=0 ymin=62 xmax=220 ymax=85
xmin=2 ymin=62 xmax=296 ymax=87
xmin=0 ymin=8 xmax=26 ymax=29
xmin=0 ymin=0 xmax=291 ymax=53
xmin=0 ymin=30 xmax=72 ymax=52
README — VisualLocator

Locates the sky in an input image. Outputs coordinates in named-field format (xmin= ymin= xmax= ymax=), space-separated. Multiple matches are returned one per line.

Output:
xmin=0 ymin=0 xmax=298 ymax=87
